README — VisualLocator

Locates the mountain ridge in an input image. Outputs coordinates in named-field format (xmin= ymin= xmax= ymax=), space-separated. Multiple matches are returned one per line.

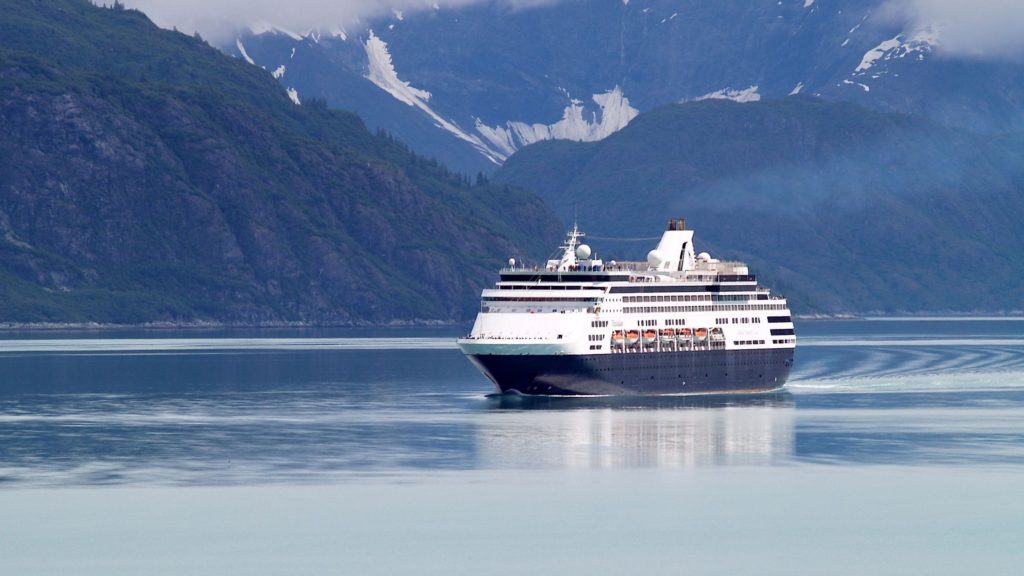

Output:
xmin=0 ymin=0 xmax=562 ymax=325
xmin=231 ymin=0 xmax=1024 ymax=173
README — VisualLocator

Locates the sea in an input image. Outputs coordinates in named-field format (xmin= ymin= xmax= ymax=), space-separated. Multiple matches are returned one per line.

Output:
xmin=1 ymin=318 xmax=1023 ymax=575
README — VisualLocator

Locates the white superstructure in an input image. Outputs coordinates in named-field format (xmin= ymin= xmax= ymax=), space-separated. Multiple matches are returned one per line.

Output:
xmin=459 ymin=219 xmax=795 ymax=359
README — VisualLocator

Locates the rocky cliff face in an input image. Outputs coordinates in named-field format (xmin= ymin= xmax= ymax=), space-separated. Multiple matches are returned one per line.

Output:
xmin=0 ymin=1 xmax=562 ymax=324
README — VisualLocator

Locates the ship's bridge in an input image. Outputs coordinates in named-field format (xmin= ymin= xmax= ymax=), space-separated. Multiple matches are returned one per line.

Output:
xmin=500 ymin=218 xmax=749 ymax=283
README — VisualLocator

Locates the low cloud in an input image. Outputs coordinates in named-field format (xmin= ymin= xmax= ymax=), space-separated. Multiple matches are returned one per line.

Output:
xmin=121 ymin=0 xmax=559 ymax=42
xmin=883 ymin=0 xmax=1024 ymax=60
xmin=122 ymin=0 xmax=1024 ymax=62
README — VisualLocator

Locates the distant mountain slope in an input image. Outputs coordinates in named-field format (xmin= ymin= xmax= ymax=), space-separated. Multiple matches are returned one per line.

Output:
xmin=495 ymin=97 xmax=1024 ymax=314
xmin=232 ymin=0 xmax=1024 ymax=172
xmin=0 ymin=0 xmax=561 ymax=325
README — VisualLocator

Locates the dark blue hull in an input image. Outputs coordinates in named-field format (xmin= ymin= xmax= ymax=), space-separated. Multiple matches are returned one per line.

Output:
xmin=467 ymin=348 xmax=794 ymax=396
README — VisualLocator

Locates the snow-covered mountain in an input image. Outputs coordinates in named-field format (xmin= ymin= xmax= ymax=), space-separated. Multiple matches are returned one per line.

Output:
xmin=226 ymin=0 xmax=1024 ymax=173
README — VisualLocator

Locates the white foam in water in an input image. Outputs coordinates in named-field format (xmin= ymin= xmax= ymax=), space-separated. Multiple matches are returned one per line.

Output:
xmin=788 ymin=372 xmax=1024 ymax=393
xmin=790 ymin=330 xmax=1024 ymax=393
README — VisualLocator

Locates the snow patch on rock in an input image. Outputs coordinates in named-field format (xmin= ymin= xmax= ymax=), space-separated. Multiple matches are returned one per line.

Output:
xmin=854 ymin=29 xmax=937 ymax=75
xmin=363 ymin=33 xmax=639 ymax=164
xmin=842 ymin=79 xmax=870 ymax=92
xmin=329 ymin=26 xmax=348 ymax=41
xmin=364 ymin=30 xmax=433 ymax=107
xmin=235 ymin=39 xmax=255 ymax=65
xmin=363 ymin=30 xmax=504 ymax=164
xmin=287 ymin=87 xmax=301 ymax=105
xmin=272 ymin=65 xmax=286 ymax=79
xmin=474 ymin=87 xmax=640 ymax=158
xmin=249 ymin=23 xmax=303 ymax=41
xmin=855 ymin=37 xmax=902 ymax=72
xmin=695 ymin=85 xmax=761 ymax=103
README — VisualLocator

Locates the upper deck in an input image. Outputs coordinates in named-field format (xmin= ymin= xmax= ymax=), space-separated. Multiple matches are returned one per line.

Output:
xmin=498 ymin=268 xmax=757 ymax=284
xmin=499 ymin=219 xmax=761 ymax=285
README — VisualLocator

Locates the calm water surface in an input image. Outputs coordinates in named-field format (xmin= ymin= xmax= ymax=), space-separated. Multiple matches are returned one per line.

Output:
xmin=1 ymin=319 xmax=1023 ymax=575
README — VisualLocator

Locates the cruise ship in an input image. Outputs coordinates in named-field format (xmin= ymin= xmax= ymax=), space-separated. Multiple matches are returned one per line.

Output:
xmin=456 ymin=218 xmax=795 ymax=396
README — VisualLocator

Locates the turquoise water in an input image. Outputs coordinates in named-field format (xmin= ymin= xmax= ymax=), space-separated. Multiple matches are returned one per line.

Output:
xmin=1 ymin=319 xmax=1023 ymax=574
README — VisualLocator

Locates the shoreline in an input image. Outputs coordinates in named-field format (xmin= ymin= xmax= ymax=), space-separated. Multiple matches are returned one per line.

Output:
xmin=2 ymin=314 xmax=1024 ymax=332
xmin=0 ymin=319 xmax=464 ymax=332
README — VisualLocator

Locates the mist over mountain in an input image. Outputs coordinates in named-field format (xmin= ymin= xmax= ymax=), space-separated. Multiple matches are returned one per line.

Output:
xmin=224 ymin=0 xmax=1024 ymax=173
xmin=495 ymin=97 xmax=1024 ymax=314
xmin=0 ymin=0 xmax=561 ymax=325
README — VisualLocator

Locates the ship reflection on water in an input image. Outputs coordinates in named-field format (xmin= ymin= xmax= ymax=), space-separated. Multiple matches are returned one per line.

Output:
xmin=474 ymin=392 xmax=795 ymax=469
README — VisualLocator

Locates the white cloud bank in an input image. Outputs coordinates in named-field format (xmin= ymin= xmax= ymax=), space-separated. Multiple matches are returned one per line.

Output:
xmin=121 ymin=0 xmax=1024 ymax=62
xmin=120 ymin=0 xmax=559 ymax=42
xmin=882 ymin=0 xmax=1024 ymax=60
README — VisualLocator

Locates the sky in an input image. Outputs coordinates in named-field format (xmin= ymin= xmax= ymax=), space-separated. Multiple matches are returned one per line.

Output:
xmin=120 ymin=0 xmax=1024 ymax=61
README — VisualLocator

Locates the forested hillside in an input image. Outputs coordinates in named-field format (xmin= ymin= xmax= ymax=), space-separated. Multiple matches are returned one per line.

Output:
xmin=497 ymin=97 xmax=1024 ymax=314
xmin=0 ymin=0 xmax=561 ymax=324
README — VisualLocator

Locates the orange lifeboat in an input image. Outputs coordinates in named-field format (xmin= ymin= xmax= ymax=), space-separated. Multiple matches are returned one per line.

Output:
xmin=625 ymin=330 xmax=640 ymax=345
xmin=610 ymin=330 xmax=625 ymax=346
xmin=642 ymin=329 xmax=658 ymax=345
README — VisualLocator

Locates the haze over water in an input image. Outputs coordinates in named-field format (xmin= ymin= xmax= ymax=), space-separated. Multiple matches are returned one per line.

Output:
xmin=1 ymin=319 xmax=1023 ymax=575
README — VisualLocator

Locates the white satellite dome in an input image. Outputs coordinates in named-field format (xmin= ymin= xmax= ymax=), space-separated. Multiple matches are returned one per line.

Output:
xmin=647 ymin=250 xmax=666 ymax=268
xmin=575 ymin=244 xmax=592 ymax=260
xmin=697 ymin=252 xmax=711 ymax=261
xmin=508 ymin=257 xmax=516 ymax=268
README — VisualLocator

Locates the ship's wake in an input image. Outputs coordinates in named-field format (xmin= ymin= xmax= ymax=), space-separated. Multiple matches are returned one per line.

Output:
xmin=788 ymin=336 xmax=1024 ymax=392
